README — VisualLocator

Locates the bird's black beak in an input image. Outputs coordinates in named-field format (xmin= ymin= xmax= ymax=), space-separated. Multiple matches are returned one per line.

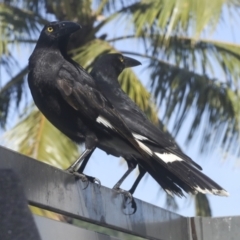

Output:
xmin=58 ymin=21 xmax=82 ymax=37
xmin=123 ymin=56 xmax=141 ymax=68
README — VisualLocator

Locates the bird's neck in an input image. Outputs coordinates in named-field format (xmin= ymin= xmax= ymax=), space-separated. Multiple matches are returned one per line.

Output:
xmin=92 ymin=69 xmax=121 ymax=90
xmin=33 ymin=35 xmax=68 ymax=56
xmin=30 ymin=36 xmax=80 ymax=72
xmin=32 ymin=37 xmax=74 ymax=62
xmin=58 ymin=37 xmax=69 ymax=58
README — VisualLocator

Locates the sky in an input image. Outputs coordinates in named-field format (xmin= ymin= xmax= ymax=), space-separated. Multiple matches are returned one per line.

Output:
xmin=1 ymin=3 xmax=240 ymax=218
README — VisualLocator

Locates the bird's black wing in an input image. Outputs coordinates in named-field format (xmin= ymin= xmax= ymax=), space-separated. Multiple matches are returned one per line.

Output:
xmin=55 ymin=62 xmax=152 ymax=160
xmin=94 ymin=80 xmax=202 ymax=170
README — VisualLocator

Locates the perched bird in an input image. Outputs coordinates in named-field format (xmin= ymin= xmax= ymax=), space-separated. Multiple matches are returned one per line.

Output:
xmin=27 ymin=21 xmax=162 ymax=196
xmin=81 ymin=53 xmax=228 ymax=198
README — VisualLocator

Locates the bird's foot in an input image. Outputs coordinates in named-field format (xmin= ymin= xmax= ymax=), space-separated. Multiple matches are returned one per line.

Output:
xmin=80 ymin=175 xmax=101 ymax=189
xmin=113 ymin=188 xmax=137 ymax=214
xmin=66 ymin=168 xmax=101 ymax=188
xmin=114 ymin=188 xmax=133 ymax=202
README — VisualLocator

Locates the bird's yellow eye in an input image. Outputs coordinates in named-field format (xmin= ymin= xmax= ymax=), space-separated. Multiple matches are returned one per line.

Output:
xmin=47 ymin=27 xmax=54 ymax=32
xmin=119 ymin=56 xmax=124 ymax=62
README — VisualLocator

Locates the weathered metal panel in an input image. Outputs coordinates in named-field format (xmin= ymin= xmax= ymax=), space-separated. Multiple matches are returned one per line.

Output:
xmin=34 ymin=215 xmax=121 ymax=240
xmin=0 ymin=146 xmax=189 ymax=240
xmin=2 ymin=146 xmax=240 ymax=240
xmin=0 ymin=169 xmax=41 ymax=240
xmin=189 ymin=216 xmax=240 ymax=240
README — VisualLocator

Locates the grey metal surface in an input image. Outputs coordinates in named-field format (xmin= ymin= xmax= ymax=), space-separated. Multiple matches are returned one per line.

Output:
xmin=0 ymin=170 xmax=41 ymax=240
xmin=189 ymin=216 xmax=240 ymax=240
xmin=34 ymin=215 xmax=121 ymax=240
xmin=1 ymin=146 xmax=240 ymax=240
xmin=0 ymin=146 xmax=188 ymax=240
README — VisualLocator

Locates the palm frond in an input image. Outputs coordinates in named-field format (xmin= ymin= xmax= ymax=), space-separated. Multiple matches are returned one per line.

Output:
xmin=0 ymin=2 xmax=47 ymax=79
xmin=94 ymin=0 xmax=136 ymax=15
xmin=0 ymin=2 xmax=46 ymax=46
xmin=128 ymin=0 xmax=239 ymax=39
xmin=2 ymin=107 xmax=80 ymax=168
xmin=195 ymin=193 xmax=212 ymax=217
xmin=165 ymin=194 xmax=178 ymax=212
xmin=148 ymin=35 xmax=240 ymax=86
xmin=0 ymin=66 xmax=28 ymax=127
xmin=150 ymin=58 xmax=240 ymax=153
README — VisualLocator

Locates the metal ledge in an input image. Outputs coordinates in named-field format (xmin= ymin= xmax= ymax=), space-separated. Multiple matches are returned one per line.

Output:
xmin=34 ymin=215 xmax=121 ymax=240
xmin=0 ymin=146 xmax=240 ymax=240
xmin=0 ymin=146 xmax=187 ymax=240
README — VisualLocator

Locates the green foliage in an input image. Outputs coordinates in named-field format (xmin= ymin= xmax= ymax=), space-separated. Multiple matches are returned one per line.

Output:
xmin=132 ymin=0 xmax=220 ymax=35
xmin=150 ymin=56 xmax=240 ymax=154
xmin=195 ymin=193 xmax=212 ymax=216
xmin=73 ymin=218 xmax=146 ymax=240
xmin=0 ymin=67 xmax=28 ymax=127
xmin=3 ymin=107 xmax=80 ymax=168
xmin=0 ymin=2 xmax=45 ymax=56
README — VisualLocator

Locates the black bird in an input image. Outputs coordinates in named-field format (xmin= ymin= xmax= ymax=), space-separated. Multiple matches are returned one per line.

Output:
xmin=27 ymin=21 xmax=162 ymax=193
xmin=83 ymin=53 xmax=229 ymax=198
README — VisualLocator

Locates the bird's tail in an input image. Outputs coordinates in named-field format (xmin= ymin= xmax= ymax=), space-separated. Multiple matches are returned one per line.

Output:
xmin=132 ymin=137 xmax=228 ymax=197
xmin=149 ymin=157 xmax=229 ymax=197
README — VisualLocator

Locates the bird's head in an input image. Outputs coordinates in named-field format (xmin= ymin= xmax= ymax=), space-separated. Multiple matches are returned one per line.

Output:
xmin=42 ymin=21 xmax=81 ymax=39
xmin=36 ymin=21 xmax=81 ymax=49
xmin=95 ymin=53 xmax=141 ymax=76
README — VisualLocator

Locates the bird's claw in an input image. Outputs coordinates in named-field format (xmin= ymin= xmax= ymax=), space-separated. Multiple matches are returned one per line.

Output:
xmin=93 ymin=178 xmax=101 ymax=187
xmin=71 ymin=171 xmax=89 ymax=182
xmin=114 ymin=188 xmax=137 ymax=214
xmin=82 ymin=177 xmax=101 ymax=189
xmin=114 ymin=188 xmax=133 ymax=203
xmin=124 ymin=197 xmax=137 ymax=215
xmin=66 ymin=169 xmax=101 ymax=189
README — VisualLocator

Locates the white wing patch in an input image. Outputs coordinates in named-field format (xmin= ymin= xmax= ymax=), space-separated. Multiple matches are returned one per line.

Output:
xmin=96 ymin=116 xmax=113 ymax=129
xmin=165 ymin=189 xmax=174 ymax=197
xmin=212 ymin=189 xmax=229 ymax=197
xmin=136 ymin=140 xmax=153 ymax=156
xmin=194 ymin=186 xmax=229 ymax=196
xmin=133 ymin=133 xmax=149 ymax=141
xmin=155 ymin=152 xmax=183 ymax=163
xmin=194 ymin=186 xmax=211 ymax=194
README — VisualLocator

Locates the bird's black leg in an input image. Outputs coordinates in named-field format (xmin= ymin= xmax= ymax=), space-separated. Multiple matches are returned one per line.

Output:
xmin=66 ymin=148 xmax=94 ymax=177
xmin=113 ymin=165 xmax=135 ymax=190
xmin=113 ymin=160 xmax=137 ymax=200
xmin=67 ymin=147 xmax=101 ymax=186
xmin=67 ymin=133 xmax=100 ymax=186
xmin=124 ymin=165 xmax=146 ymax=214
xmin=77 ymin=148 xmax=101 ymax=186
xmin=77 ymin=149 xmax=93 ymax=173
xmin=67 ymin=148 xmax=93 ymax=173
xmin=128 ymin=165 xmax=146 ymax=195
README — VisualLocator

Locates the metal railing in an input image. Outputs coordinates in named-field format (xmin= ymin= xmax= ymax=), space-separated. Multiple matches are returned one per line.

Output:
xmin=0 ymin=146 xmax=239 ymax=240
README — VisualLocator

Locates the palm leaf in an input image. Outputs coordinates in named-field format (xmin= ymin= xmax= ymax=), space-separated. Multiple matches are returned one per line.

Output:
xmin=148 ymin=55 xmax=240 ymax=153
xmin=127 ymin=0 xmax=239 ymax=39
xmin=0 ymin=2 xmax=46 ymax=49
xmin=2 ymin=107 xmax=80 ymax=168
xmin=0 ymin=67 xmax=28 ymax=127
xmin=195 ymin=193 xmax=212 ymax=217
